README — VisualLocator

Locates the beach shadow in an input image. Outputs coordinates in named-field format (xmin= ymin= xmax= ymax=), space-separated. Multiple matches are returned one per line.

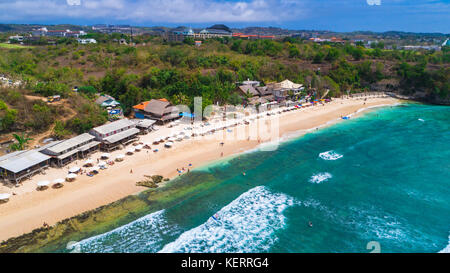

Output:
xmin=0 ymin=180 xmax=16 ymax=189
xmin=36 ymin=186 xmax=49 ymax=191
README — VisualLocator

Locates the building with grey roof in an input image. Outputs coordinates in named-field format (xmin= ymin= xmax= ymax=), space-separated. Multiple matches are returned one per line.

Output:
xmin=90 ymin=118 xmax=139 ymax=151
xmin=237 ymin=85 xmax=259 ymax=97
xmin=195 ymin=24 xmax=233 ymax=39
xmin=132 ymin=119 xmax=157 ymax=134
xmin=256 ymin=86 xmax=273 ymax=96
xmin=40 ymin=133 xmax=100 ymax=166
xmin=0 ymin=150 xmax=50 ymax=183
xmin=242 ymin=79 xmax=261 ymax=87
xmin=133 ymin=99 xmax=180 ymax=124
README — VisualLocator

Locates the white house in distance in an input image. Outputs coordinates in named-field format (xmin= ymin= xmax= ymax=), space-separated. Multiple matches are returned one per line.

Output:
xmin=77 ymin=38 xmax=97 ymax=44
xmin=8 ymin=35 xmax=24 ymax=42
xmin=32 ymin=27 xmax=48 ymax=36
xmin=31 ymin=27 xmax=86 ymax=38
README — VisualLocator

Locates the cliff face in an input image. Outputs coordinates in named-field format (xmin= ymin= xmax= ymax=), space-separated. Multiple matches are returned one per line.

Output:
xmin=385 ymin=90 xmax=450 ymax=105
xmin=370 ymin=78 xmax=450 ymax=105
xmin=421 ymin=93 xmax=450 ymax=105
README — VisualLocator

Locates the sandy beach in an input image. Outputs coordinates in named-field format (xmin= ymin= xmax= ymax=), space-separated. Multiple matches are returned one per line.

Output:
xmin=0 ymin=96 xmax=399 ymax=242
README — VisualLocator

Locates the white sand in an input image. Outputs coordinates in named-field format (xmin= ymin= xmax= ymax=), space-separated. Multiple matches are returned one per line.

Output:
xmin=0 ymin=96 xmax=399 ymax=241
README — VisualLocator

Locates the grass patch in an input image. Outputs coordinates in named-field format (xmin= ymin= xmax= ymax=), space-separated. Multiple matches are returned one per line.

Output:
xmin=0 ymin=43 xmax=32 ymax=49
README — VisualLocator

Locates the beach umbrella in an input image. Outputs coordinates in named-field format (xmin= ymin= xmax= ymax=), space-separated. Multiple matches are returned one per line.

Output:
xmin=168 ymin=137 xmax=176 ymax=142
xmin=126 ymin=148 xmax=135 ymax=154
xmin=53 ymin=178 xmax=65 ymax=184
xmin=0 ymin=193 xmax=11 ymax=201
xmin=52 ymin=178 xmax=65 ymax=188
xmin=37 ymin=181 xmax=50 ymax=187
xmin=69 ymin=166 xmax=80 ymax=173
xmin=115 ymin=154 xmax=125 ymax=161
xmin=90 ymin=166 xmax=100 ymax=173
xmin=143 ymin=143 xmax=151 ymax=149
xmin=135 ymin=144 xmax=143 ymax=151
xmin=100 ymin=153 xmax=110 ymax=159
xmin=66 ymin=173 xmax=77 ymax=181
xmin=165 ymin=141 xmax=174 ymax=148
xmin=83 ymin=159 xmax=93 ymax=166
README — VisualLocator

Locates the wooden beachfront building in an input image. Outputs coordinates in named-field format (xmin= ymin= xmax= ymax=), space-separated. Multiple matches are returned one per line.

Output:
xmin=0 ymin=150 xmax=50 ymax=183
xmin=40 ymin=133 xmax=100 ymax=167
xmin=90 ymin=118 xmax=140 ymax=152
xmin=133 ymin=119 xmax=156 ymax=135
xmin=133 ymin=99 xmax=180 ymax=124
xmin=267 ymin=80 xmax=304 ymax=101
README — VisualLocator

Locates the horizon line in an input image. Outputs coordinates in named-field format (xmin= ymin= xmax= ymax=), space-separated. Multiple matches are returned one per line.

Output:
xmin=0 ymin=22 xmax=449 ymax=35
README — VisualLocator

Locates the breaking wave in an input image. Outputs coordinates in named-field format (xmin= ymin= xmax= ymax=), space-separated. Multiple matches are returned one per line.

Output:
xmin=319 ymin=150 xmax=343 ymax=161
xmin=439 ymin=233 xmax=450 ymax=253
xmin=159 ymin=186 xmax=295 ymax=253
xmin=309 ymin=173 xmax=332 ymax=184
xmin=71 ymin=210 xmax=179 ymax=253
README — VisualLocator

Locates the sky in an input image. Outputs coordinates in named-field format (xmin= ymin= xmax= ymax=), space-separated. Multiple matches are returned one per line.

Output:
xmin=0 ymin=0 xmax=448 ymax=33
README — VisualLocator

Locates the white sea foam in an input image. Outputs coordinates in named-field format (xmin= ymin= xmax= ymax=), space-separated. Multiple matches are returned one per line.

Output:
xmin=319 ymin=150 xmax=343 ymax=161
xmin=439 ymin=233 xmax=450 ymax=253
xmin=72 ymin=210 xmax=179 ymax=253
xmin=159 ymin=186 xmax=295 ymax=253
xmin=418 ymin=118 xmax=425 ymax=122
xmin=352 ymin=103 xmax=402 ymax=116
xmin=309 ymin=173 xmax=332 ymax=184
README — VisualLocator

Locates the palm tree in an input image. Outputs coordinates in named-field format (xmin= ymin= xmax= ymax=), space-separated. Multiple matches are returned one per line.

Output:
xmin=9 ymin=133 xmax=33 ymax=151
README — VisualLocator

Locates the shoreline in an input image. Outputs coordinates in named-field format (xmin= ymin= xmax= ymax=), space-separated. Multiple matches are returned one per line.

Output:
xmin=0 ymin=97 xmax=400 ymax=243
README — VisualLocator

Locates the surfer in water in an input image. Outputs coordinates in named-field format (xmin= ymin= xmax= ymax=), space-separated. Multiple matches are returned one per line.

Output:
xmin=308 ymin=221 xmax=313 ymax=228
xmin=211 ymin=213 xmax=221 ymax=224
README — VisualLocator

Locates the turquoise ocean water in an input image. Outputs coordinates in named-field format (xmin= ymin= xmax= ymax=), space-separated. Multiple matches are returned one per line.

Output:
xmin=67 ymin=103 xmax=450 ymax=253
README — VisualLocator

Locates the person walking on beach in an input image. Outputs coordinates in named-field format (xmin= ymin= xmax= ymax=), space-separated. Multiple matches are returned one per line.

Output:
xmin=130 ymin=169 xmax=133 ymax=174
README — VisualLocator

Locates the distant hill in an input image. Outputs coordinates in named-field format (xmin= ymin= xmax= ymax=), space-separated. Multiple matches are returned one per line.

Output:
xmin=0 ymin=23 xmax=448 ymax=37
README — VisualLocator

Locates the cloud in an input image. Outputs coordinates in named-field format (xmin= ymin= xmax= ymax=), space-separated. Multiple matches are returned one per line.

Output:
xmin=0 ymin=0 xmax=306 ymax=23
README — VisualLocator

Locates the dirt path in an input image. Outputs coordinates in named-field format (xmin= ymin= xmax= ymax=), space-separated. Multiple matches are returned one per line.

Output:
xmin=28 ymin=100 xmax=77 ymax=147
